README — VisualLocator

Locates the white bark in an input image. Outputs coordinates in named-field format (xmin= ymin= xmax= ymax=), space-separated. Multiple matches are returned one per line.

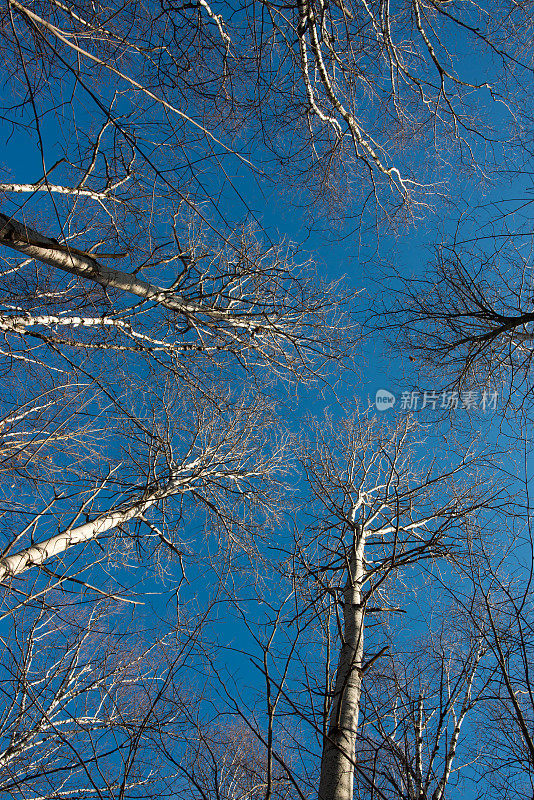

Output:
xmin=318 ymin=519 xmax=367 ymax=800
xmin=0 ymin=213 xmax=273 ymax=332
xmin=431 ymin=646 xmax=483 ymax=800
xmin=0 ymin=183 xmax=110 ymax=200
xmin=0 ymin=471 xmax=192 ymax=582
xmin=0 ymin=213 xmax=208 ymax=317
xmin=296 ymin=0 xmax=407 ymax=190
xmin=0 ymin=314 xmax=191 ymax=351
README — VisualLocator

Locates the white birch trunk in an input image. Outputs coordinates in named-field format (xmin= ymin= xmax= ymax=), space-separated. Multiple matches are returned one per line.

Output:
xmin=0 ymin=213 xmax=225 ymax=320
xmin=318 ymin=520 xmax=366 ymax=800
xmin=0 ymin=183 xmax=110 ymax=200
xmin=0 ymin=473 xmax=187 ymax=582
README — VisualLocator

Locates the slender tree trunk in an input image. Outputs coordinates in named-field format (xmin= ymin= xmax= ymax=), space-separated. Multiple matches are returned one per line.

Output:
xmin=0 ymin=472 xmax=190 ymax=582
xmin=0 ymin=213 xmax=222 ymax=320
xmin=318 ymin=520 xmax=366 ymax=800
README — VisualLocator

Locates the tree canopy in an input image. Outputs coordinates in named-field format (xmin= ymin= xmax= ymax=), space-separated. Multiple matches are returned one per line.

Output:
xmin=2 ymin=1 xmax=534 ymax=799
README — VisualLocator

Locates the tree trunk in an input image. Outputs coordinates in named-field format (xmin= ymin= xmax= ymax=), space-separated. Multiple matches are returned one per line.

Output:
xmin=0 ymin=471 xmax=190 ymax=582
xmin=318 ymin=520 xmax=366 ymax=800
xmin=0 ymin=213 xmax=223 ymax=320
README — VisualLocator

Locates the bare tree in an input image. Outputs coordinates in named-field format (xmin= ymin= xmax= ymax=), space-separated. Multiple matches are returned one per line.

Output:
xmin=168 ymin=719 xmax=295 ymax=800
xmin=0 ymin=213 xmax=353 ymax=387
xmin=0 ymin=0 xmax=531 ymax=244
xmin=0 ymin=389 xmax=290 ymax=604
xmin=368 ymin=207 xmax=534 ymax=419
xmin=197 ymin=411 xmax=493 ymax=800
xmin=352 ymin=620 xmax=487 ymax=800
xmin=0 ymin=596 xmax=195 ymax=800
xmin=0 ymin=1 xmax=532 ymax=798
xmin=293 ymin=410 xmax=491 ymax=800
xmin=448 ymin=515 xmax=534 ymax=800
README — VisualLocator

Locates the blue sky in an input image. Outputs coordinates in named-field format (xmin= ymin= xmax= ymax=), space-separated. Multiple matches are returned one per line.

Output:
xmin=3 ymin=4 xmax=534 ymax=796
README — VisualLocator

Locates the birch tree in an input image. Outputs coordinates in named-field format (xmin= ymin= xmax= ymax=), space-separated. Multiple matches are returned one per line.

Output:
xmin=0 ymin=597 xmax=193 ymax=800
xmin=294 ymin=411 xmax=491 ymax=800
xmin=0 ymin=388 xmax=289 ymax=611
xmin=352 ymin=620 xmax=486 ymax=800
xmin=0 ymin=0 xmax=530 ymax=220
xmin=447 ymin=515 xmax=534 ymax=800
xmin=0 ymin=213 xmax=352 ymax=387
xmin=204 ymin=411 xmax=493 ymax=800
xmin=0 ymin=0 xmax=531 ymax=797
